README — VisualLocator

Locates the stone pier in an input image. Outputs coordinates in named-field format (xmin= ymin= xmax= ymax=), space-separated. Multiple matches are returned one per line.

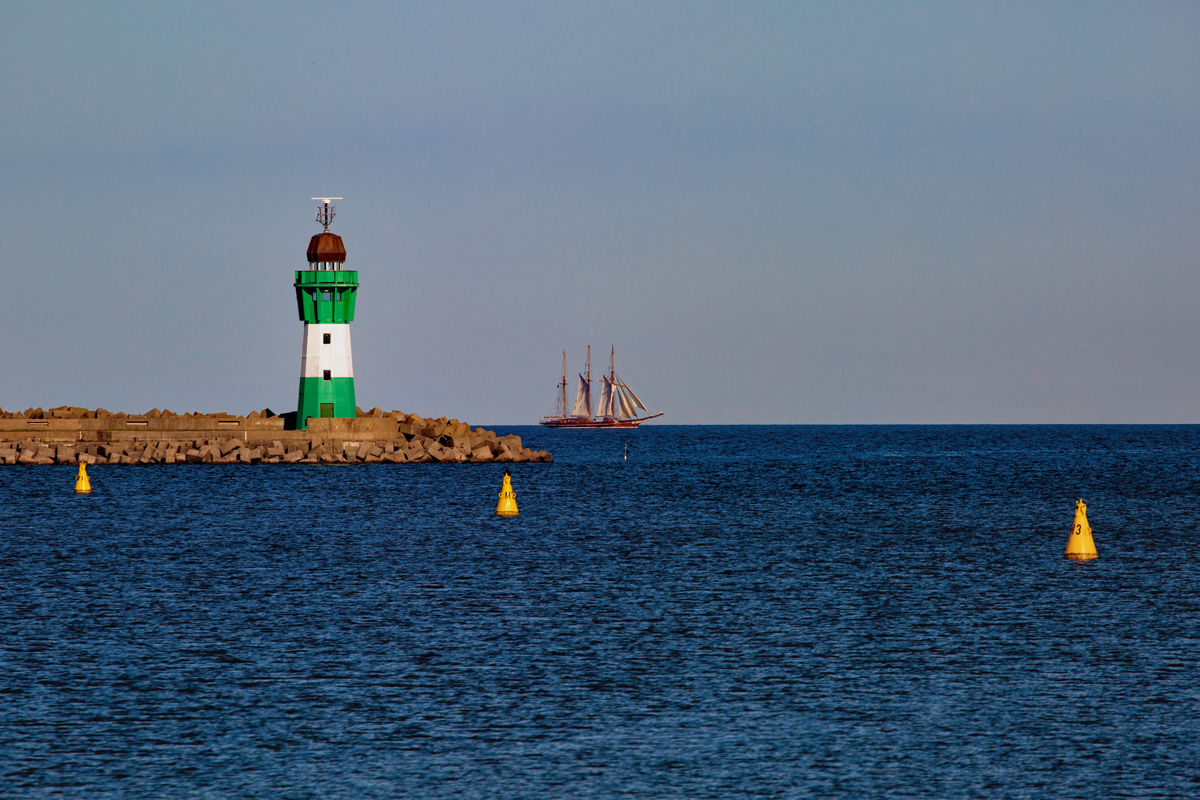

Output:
xmin=0 ymin=406 xmax=551 ymax=466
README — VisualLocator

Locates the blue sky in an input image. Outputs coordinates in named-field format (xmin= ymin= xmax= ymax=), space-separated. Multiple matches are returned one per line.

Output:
xmin=2 ymin=2 xmax=1198 ymax=423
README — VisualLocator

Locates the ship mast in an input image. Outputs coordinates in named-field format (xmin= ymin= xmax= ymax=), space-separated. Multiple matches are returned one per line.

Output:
xmin=586 ymin=343 xmax=592 ymax=420
xmin=560 ymin=350 xmax=567 ymax=418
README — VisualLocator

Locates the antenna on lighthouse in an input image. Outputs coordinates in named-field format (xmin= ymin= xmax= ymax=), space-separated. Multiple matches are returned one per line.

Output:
xmin=312 ymin=197 xmax=343 ymax=231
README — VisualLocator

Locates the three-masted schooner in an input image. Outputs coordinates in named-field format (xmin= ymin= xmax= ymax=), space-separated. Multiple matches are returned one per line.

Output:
xmin=540 ymin=345 xmax=663 ymax=429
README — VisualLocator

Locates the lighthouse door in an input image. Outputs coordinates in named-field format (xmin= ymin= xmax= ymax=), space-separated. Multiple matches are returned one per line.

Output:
xmin=320 ymin=403 xmax=334 ymax=418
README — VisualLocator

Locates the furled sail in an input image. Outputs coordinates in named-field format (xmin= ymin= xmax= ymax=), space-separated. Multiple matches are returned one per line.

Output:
xmin=570 ymin=374 xmax=591 ymax=417
xmin=597 ymin=379 xmax=614 ymax=419
xmin=616 ymin=378 xmax=647 ymax=411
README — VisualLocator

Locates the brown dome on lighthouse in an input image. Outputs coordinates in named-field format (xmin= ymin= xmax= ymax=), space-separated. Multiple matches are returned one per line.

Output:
xmin=307 ymin=232 xmax=346 ymax=263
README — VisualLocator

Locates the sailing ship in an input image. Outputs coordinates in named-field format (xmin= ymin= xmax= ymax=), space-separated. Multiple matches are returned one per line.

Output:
xmin=540 ymin=345 xmax=663 ymax=429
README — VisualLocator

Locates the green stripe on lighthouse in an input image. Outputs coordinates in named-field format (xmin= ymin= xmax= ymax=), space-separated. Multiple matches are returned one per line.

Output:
xmin=297 ymin=377 xmax=357 ymax=423
xmin=294 ymin=270 xmax=358 ymax=323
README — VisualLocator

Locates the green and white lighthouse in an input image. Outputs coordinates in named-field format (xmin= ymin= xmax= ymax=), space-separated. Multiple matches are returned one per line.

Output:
xmin=295 ymin=198 xmax=357 ymax=428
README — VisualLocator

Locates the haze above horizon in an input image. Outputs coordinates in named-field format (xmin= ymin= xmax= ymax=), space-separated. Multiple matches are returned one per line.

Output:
xmin=3 ymin=2 xmax=1198 ymax=424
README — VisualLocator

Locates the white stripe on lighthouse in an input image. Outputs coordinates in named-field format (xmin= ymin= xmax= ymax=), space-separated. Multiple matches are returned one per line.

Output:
xmin=300 ymin=323 xmax=354 ymax=379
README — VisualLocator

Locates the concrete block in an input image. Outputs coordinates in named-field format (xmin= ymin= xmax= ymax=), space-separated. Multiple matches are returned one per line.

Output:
xmin=364 ymin=454 xmax=382 ymax=463
xmin=366 ymin=445 xmax=383 ymax=458
xmin=471 ymin=447 xmax=493 ymax=462
xmin=220 ymin=439 xmax=242 ymax=456
xmin=284 ymin=450 xmax=303 ymax=463
xmin=185 ymin=449 xmax=203 ymax=463
xmin=165 ymin=452 xmax=176 ymax=464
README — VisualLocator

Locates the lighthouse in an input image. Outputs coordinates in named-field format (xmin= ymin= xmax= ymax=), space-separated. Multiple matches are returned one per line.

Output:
xmin=295 ymin=198 xmax=357 ymax=428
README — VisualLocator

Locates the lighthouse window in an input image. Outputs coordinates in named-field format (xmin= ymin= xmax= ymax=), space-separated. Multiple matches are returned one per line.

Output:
xmin=323 ymin=333 xmax=331 ymax=344
xmin=323 ymin=370 xmax=331 ymax=381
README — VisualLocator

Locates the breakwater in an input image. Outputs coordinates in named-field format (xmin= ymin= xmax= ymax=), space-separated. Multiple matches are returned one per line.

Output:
xmin=0 ymin=406 xmax=551 ymax=465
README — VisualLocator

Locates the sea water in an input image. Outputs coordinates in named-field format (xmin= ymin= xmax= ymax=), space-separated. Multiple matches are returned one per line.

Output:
xmin=2 ymin=426 xmax=1199 ymax=798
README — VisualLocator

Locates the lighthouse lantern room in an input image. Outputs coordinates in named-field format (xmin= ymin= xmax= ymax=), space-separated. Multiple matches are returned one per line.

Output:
xmin=295 ymin=198 xmax=357 ymax=428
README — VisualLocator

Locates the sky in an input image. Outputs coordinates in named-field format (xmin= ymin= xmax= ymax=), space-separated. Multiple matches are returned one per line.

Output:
xmin=2 ymin=1 xmax=1198 ymax=424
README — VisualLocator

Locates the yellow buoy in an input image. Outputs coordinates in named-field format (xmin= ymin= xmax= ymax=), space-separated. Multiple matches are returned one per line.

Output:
xmin=495 ymin=469 xmax=518 ymax=516
xmin=74 ymin=462 xmax=92 ymax=494
xmin=1065 ymin=498 xmax=1097 ymax=560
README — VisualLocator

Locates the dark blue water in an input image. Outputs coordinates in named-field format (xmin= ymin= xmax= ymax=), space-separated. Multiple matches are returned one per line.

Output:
xmin=3 ymin=426 xmax=1199 ymax=798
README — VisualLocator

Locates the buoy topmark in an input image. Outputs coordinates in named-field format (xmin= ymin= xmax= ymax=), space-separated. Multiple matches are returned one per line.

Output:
xmin=1065 ymin=498 xmax=1097 ymax=560
xmin=74 ymin=462 xmax=92 ymax=494
xmin=496 ymin=469 xmax=518 ymax=516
